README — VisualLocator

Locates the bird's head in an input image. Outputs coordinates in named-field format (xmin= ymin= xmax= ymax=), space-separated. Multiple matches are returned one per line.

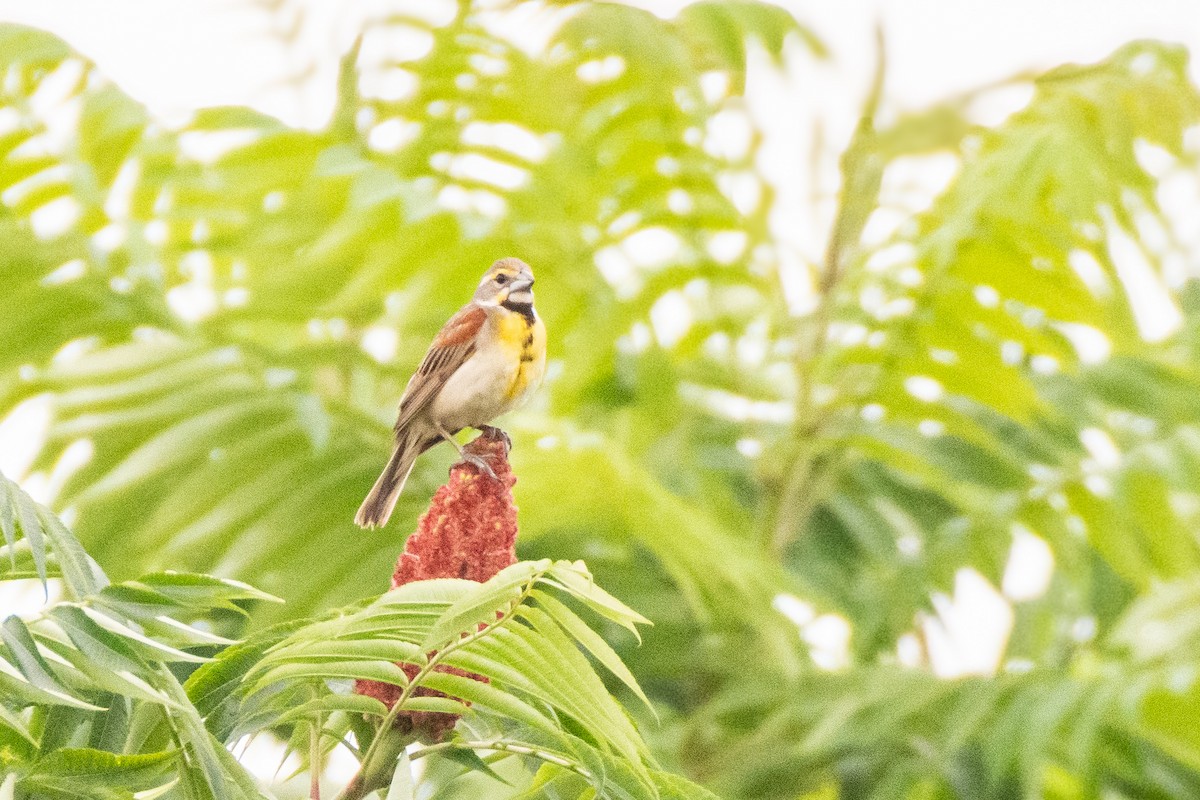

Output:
xmin=475 ymin=257 xmax=536 ymax=309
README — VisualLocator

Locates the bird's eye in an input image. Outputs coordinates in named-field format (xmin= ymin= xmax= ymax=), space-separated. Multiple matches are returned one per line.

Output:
xmin=495 ymin=274 xmax=509 ymax=285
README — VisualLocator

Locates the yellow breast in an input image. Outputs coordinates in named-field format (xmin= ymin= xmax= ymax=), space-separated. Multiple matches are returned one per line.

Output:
xmin=496 ymin=309 xmax=547 ymax=402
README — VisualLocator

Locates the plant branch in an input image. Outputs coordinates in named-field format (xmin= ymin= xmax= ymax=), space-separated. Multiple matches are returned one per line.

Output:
xmin=770 ymin=25 xmax=887 ymax=557
xmin=310 ymin=705 xmax=322 ymax=800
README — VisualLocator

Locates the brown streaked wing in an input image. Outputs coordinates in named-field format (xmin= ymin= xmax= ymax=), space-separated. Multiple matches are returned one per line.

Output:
xmin=393 ymin=304 xmax=487 ymax=433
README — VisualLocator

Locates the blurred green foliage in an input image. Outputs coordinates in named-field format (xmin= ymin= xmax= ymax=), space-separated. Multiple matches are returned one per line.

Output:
xmin=3 ymin=1 xmax=1200 ymax=798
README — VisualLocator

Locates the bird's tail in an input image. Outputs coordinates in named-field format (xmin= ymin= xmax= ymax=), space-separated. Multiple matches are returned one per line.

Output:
xmin=355 ymin=432 xmax=427 ymax=529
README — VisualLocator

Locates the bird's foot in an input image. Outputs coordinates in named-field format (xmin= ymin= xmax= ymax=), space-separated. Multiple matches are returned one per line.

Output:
xmin=456 ymin=450 xmax=499 ymax=481
xmin=475 ymin=425 xmax=512 ymax=453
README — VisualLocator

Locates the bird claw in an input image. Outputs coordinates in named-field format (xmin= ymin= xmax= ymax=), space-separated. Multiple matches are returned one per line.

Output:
xmin=476 ymin=425 xmax=512 ymax=453
xmin=457 ymin=451 xmax=500 ymax=481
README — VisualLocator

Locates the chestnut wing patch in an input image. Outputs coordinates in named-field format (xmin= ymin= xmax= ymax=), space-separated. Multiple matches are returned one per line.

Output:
xmin=393 ymin=305 xmax=486 ymax=433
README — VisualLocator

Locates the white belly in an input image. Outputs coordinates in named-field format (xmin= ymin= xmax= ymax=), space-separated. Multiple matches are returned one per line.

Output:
xmin=430 ymin=347 xmax=519 ymax=431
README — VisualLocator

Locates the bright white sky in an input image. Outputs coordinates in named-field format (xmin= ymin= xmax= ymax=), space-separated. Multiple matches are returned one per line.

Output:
xmin=0 ymin=3 xmax=1196 ymax=787
xmin=0 ymin=0 xmax=1195 ymax=127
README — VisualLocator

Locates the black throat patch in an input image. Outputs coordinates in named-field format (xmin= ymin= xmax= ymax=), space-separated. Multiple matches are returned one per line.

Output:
xmin=502 ymin=298 xmax=536 ymax=325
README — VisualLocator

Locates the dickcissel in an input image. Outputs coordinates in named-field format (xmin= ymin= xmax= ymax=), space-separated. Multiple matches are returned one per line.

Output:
xmin=355 ymin=257 xmax=547 ymax=529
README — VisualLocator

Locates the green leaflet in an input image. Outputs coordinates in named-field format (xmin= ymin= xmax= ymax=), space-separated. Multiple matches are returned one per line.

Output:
xmin=527 ymin=590 xmax=653 ymax=713
xmin=16 ymin=748 xmax=178 ymax=798
xmin=421 ymin=560 xmax=550 ymax=651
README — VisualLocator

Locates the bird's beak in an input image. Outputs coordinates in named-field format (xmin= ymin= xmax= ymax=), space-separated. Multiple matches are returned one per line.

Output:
xmin=506 ymin=277 xmax=534 ymax=306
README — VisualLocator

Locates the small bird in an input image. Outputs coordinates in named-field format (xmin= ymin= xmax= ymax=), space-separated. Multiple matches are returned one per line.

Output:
xmin=355 ymin=257 xmax=547 ymax=529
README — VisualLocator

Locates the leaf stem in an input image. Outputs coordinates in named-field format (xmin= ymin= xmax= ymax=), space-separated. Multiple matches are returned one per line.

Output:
xmin=310 ymin=705 xmax=322 ymax=800
xmin=410 ymin=738 xmax=595 ymax=781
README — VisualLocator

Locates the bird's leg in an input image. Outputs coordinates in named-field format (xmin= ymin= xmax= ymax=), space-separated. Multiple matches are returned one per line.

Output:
xmin=436 ymin=423 xmax=499 ymax=481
